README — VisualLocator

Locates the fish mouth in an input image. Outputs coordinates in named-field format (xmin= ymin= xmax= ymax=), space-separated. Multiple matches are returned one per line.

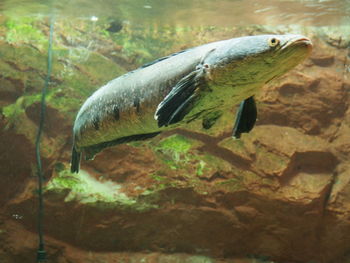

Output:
xmin=281 ymin=36 xmax=313 ymax=54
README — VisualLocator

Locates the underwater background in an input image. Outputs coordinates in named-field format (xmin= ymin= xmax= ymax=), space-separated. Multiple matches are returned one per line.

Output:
xmin=0 ymin=0 xmax=349 ymax=262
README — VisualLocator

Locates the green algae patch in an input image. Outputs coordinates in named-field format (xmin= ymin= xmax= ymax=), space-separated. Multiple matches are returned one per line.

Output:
xmin=47 ymin=169 xmax=136 ymax=205
xmin=2 ymin=97 xmax=25 ymax=121
xmin=0 ymin=59 xmax=24 ymax=80
xmin=153 ymin=134 xmax=195 ymax=169
xmin=196 ymin=160 xmax=206 ymax=176
xmin=46 ymin=169 xmax=160 ymax=211
xmin=4 ymin=17 xmax=47 ymax=48
xmin=112 ymin=25 xmax=176 ymax=65
xmin=158 ymin=134 xmax=192 ymax=154
xmin=149 ymin=133 xmax=241 ymax=194
xmin=2 ymin=92 xmax=50 ymax=128
xmin=2 ymin=99 xmax=39 ymax=142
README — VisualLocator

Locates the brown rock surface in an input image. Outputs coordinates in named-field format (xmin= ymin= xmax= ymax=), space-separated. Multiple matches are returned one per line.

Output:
xmin=1 ymin=29 xmax=350 ymax=263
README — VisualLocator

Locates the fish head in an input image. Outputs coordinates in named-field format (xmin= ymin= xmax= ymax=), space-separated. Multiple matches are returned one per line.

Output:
xmin=202 ymin=34 xmax=312 ymax=88
xmin=261 ymin=34 xmax=313 ymax=81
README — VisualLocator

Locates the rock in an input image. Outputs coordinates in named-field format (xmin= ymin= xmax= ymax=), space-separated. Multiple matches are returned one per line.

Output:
xmin=0 ymin=76 xmax=24 ymax=106
xmin=0 ymin=120 xmax=37 ymax=207
xmin=258 ymin=61 xmax=347 ymax=137
xmin=310 ymin=55 xmax=335 ymax=67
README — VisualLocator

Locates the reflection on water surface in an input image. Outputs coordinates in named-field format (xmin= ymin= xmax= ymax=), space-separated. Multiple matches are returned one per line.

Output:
xmin=0 ymin=0 xmax=349 ymax=27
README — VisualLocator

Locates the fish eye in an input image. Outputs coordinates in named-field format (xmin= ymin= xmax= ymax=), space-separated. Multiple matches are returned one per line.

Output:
xmin=268 ymin=37 xmax=280 ymax=47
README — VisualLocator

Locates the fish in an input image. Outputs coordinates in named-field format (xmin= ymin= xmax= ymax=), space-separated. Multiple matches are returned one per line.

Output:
xmin=71 ymin=34 xmax=312 ymax=173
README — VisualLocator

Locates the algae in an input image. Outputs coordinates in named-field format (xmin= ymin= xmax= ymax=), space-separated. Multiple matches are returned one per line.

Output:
xmin=47 ymin=169 xmax=136 ymax=205
xmin=46 ymin=168 xmax=162 ymax=211
xmin=2 ymin=97 xmax=26 ymax=121
xmin=111 ymin=25 xmax=177 ymax=65
xmin=154 ymin=134 xmax=194 ymax=169
xmin=4 ymin=17 xmax=47 ymax=48
xmin=0 ymin=43 xmax=47 ymax=72
xmin=158 ymin=134 xmax=192 ymax=154
xmin=196 ymin=160 xmax=206 ymax=176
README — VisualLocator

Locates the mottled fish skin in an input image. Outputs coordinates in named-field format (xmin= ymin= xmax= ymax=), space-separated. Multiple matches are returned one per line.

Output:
xmin=71 ymin=34 xmax=312 ymax=173
xmin=73 ymin=43 xmax=217 ymax=147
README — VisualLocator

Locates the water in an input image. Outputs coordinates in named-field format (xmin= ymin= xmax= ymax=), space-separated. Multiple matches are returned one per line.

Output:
xmin=1 ymin=0 xmax=349 ymax=26
xmin=0 ymin=1 xmax=350 ymax=263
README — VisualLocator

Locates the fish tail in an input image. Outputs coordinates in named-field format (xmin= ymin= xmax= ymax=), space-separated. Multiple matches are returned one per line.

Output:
xmin=71 ymin=147 xmax=81 ymax=173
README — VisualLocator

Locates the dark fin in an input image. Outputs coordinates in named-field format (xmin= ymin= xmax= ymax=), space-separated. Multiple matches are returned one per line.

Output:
xmin=168 ymin=94 xmax=196 ymax=124
xmin=122 ymin=50 xmax=190 ymax=78
xmin=140 ymin=50 xmax=188 ymax=69
xmin=71 ymin=147 xmax=81 ymax=173
xmin=232 ymin=96 xmax=257 ymax=139
xmin=84 ymin=132 xmax=161 ymax=161
xmin=155 ymin=70 xmax=203 ymax=127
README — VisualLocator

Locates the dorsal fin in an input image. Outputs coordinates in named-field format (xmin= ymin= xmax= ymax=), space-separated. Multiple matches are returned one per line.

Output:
xmin=140 ymin=49 xmax=188 ymax=69
xmin=139 ymin=49 xmax=188 ymax=69
xmin=122 ymin=49 xmax=190 ymax=78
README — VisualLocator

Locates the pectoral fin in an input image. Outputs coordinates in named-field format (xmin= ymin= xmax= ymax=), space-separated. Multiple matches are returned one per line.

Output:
xmin=232 ymin=96 xmax=257 ymax=139
xmin=155 ymin=70 xmax=203 ymax=127
xmin=71 ymin=147 xmax=81 ymax=173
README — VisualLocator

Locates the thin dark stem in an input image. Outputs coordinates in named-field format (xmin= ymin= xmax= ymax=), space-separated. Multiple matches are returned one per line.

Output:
xmin=35 ymin=15 xmax=54 ymax=263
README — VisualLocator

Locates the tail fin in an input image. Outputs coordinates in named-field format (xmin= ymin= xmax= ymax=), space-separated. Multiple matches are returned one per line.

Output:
xmin=71 ymin=147 xmax=81 ymax=173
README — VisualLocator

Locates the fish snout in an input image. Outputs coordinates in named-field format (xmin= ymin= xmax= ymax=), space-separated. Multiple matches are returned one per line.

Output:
xmin=294 ymin=36 xmax=313 ymax=50
xmin=282 ymin=35 xmax=313 ymax=53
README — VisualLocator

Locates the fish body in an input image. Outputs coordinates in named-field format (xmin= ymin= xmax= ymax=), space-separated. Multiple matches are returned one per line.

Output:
xmin=71 ymin=34 xmax=312 ymax=173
